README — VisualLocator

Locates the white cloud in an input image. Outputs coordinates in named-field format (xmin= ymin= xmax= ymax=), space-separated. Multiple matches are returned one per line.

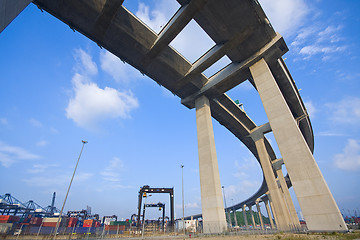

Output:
xmin=259 ymin=0 xmax=309 ymax=37
xmin=326 ymin=97 xmax=360 ymax=126
xmin=27 ymin=163 xmax=58 ymax=174
xmin=304 ymin=101 xmax=316 ymax=118
xmin=73 ymin=49 xmax=98 ymax=76
xmin=100 ymin=50 xmax=144 ymax=84
xmin=0 ymin=118 xmax=8 ymax=125
xmin=100 ymin=157 xmax=124 ymax=183
xmin=66 ymin=49 xmax=139 ymax=130
xmin=24 ymin=171 xmax=93 ymax=187
xmin=334 ymin=139 xmax=360 ymax=171
xmin=135 ymin=1 xmax=179 ymax=33
xmin=0 ymin=141 xmax=40 ymax=167
xmin=29 ymin=118 xmax=42 ymax=128
xmin=36 ymin=140 xmax=48 ymax=147
xmin=135 ymin=1 xmax=214 ymax=63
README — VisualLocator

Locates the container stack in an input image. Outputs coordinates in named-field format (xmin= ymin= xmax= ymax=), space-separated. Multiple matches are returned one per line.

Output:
xmin=67 ymin=217 xmax=78 ymax=227
xmin=42 ymin=217 xmax=68 ymax=227
xmin=29 ymin=217 xmax=43 ymax=226
xmin=0 ymin=215 xmax=20 ymax=223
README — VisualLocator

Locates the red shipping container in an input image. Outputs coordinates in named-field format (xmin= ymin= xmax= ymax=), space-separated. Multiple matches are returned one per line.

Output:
xmin=42 ymin=222 xmax=57 ymax=227
xmin=30 ymin=217 xmax=43 ymax=226
xmin=67 ymin=217 xmax=78 ymax=227
xmin=0 ymin=215 xmax=20 ymax=223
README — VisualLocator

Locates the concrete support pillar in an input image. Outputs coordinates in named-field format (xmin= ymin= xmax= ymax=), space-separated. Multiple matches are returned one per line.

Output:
xmin=268 ymin=196 xmax=278 ymax=229
xmin=227 ymin=210 xmax=232 ymax=227
xmin=256 ymin=200 xmax=264 ymax=230
xmin=264 ymin=199 xmax=275 ymax=229
xmin=195 ymin=95 xmax=227 ymax=233
xmin=233 ymin=208 xmax=238 ymax=227
xmin=249 ymin=124 xmax=292 ymax=230
xmin=0 ymin=0 xmax=31 ymax=33
xmin=249 ymin=58 xmax=347 ymax=232
xmin=242 ymin=205 xmax=248 ymax=230
xmin=273 ymin=159 xmax=300 ymax=229
xmin=249 ymin=205 xmax=256 ymax=229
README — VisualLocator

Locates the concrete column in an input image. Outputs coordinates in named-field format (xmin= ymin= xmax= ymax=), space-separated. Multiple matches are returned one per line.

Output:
xmin=249 ymin=205 xmax=256 ymax=229
xmin=256 ymin=200 xmax=264 ymax=230
xmin=250 ymin=58 xmax=347 ymax=232
xmin=195 ymin=95 xmax=227 ymax=233
xmin=249 ymin=125 xmax=292 ymax=230
xmin=233 ymin=208 xmax=238 ymax=227
xmin=264 ymin=199 xmax=275 ymax=229
xmin=242 ymin=205 xmax=248 ymax=230
xmin=273 ymin=159 xmax=300 ymax=229
xmin=0 ymin=0 xmax=31 ymax=33
xmin=227 ymin=210 xmax=232 ymax=227
xmin=268 ymin=197 xmax=278 ymax=229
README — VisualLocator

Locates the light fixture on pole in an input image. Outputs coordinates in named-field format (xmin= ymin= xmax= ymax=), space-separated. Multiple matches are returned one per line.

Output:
xmin=181 ymin=164 xmax=185 ymax=235
xmin=53 ymin=140 xmax=88 ymax=240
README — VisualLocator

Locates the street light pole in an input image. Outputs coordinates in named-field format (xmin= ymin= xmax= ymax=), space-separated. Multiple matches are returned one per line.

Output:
xmin=53 ymin=140 xmax=88 ymax=240
xmin=142 ymin=194 xmax=151 ymax=239
xmin=222 ymin=186 xmax=230 ymax=228
xmin=181 ymin=165 xmax=185 ymax=235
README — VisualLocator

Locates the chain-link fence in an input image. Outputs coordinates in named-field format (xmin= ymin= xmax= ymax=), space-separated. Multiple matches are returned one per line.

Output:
xmin=0 ymin=221 xmax=310 ymax=240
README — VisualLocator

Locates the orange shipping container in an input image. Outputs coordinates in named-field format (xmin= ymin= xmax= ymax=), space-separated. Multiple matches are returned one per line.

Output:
xmin=83 ymin=219 xmax=94 ymax=227
xmin=0 ymin=215 xmax=20 ymax=223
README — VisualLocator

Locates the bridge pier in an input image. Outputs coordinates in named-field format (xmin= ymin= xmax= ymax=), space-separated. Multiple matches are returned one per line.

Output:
xmin=264 ymin=198 xmax=275 ymax=229
xmin=248 ymin=124 xmax=292 ymax=230
xmin=233 ymin=208 xmax=238 ymax=227
xmin=250 ymin=58 xmax=347 ymax=232
xmin=256 ymin=199 xmax=265 ymax=230
xmin=242 ymin=205 xmax=249 ymax=230
xmin=249 ymin=205 xmax=256 ymax=229
xmin=273 ymin=159 xmax=300 ymax=230
xmin=195 ymin=95 xmax=227 ymax=233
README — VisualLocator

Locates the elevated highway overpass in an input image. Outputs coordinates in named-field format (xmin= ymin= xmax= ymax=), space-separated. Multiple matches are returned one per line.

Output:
xmin=1 ymin=0 xmax=346 ymax=233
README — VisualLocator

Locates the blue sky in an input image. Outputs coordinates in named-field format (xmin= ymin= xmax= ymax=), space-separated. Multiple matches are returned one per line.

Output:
xmin=0 ymin=0 xmax=359 ymax=221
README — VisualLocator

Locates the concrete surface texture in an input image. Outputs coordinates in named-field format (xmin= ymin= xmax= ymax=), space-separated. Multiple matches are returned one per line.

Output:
xmin=195 ymin=95 xmax=227 ymax=233
xmin=0 ymin=0 xmax=31 ymax=33
xmin=249 ymin=58 xmax=347 ymax=232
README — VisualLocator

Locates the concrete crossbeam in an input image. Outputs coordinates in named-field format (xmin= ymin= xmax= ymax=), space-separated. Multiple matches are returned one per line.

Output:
xmin=250 ymin=58 xmax=347 ymax=232
xmin=181 ymin=33 xmax=286 ymax=108
xmin=146 ymin=0 xmax=209 ymax=61
xmin=0 ymin=0 xmax=31 ymax=33
xmin=195 ymin=95 xmax=227 ymax=233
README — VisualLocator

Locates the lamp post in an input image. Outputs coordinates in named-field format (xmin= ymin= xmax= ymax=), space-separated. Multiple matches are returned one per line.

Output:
xmin=142 ymin=194 xmax=151 ymax=239
xmin=53 ymin=140 xmax=88 ymax=240
xmin=181 ymin=164 xmax=185 ymax=235
xmin=222 ymin=186 xmax=230 ymax=227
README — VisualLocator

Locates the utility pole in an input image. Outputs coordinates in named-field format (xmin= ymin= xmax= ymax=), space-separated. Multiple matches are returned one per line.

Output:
xmin=53 ymin=140 xmax=87 ymax=240
xmin=181 ymin=164 xmax=185 ymax=235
